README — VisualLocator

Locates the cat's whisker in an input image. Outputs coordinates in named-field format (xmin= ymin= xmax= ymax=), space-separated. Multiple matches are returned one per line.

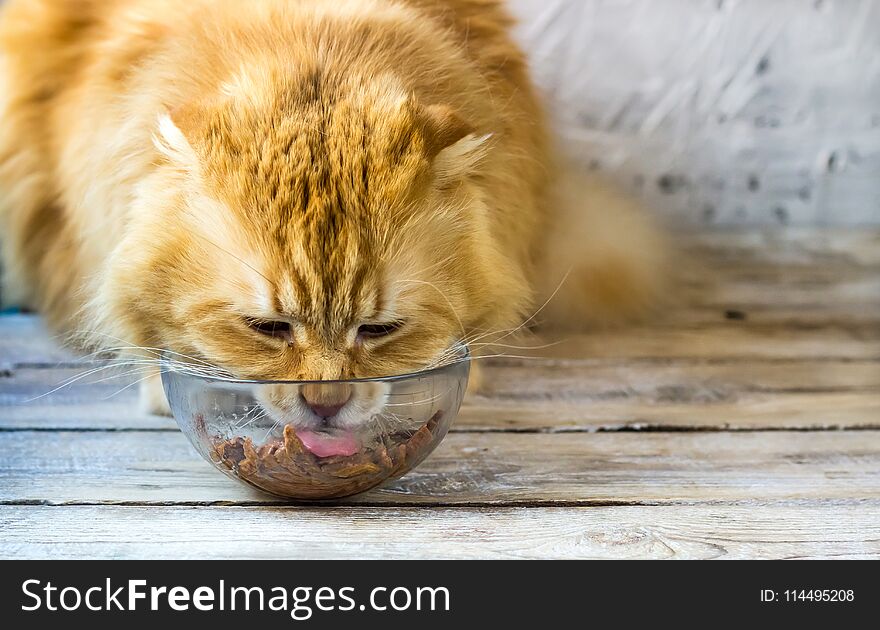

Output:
xmin=393 ymin=278 xmax=466 ymax=337
xmin=100 ymin=368 xmax=173 ymax=400
xmin=68 ymin=330 xmax=220 ymax=369
xmin=231 ymin=403 xmax=260 ymax=429
xmin=21 ymin=352 xmax=238 ymax=404
xmin=464 ymin=339 xmax=566 ymax=353
xmin=234 ymin=405 xmax=268 ymax=431
xmin=19 ymin=361 xmax=156 ymax=403
xmin=262 ymin=416 xmax=283 ymax=442
xmin=78 ymin=356 xmax=228 ymax=380
xmin=240 ymin=410 xmax=268 ymax=432
xmin=382 ymin=387 xmax=452 ymax=407
xmin=426 ymin=351 xmax=548 ymax=371
xmin=483 ymin=268 xmax=573 ymax=346
xmin=384 ymin=387 xmax=433 ymax=398
xmin=413 ymin=271 xmax=575 ymax=372
xmin=445 ymin=268 xmax=573 ymax=354
xmin=87 ymin=365 xmax=166 ymax=386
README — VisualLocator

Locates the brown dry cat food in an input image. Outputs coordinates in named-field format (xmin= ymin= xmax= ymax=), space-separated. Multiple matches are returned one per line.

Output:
xmin=210 ymin=412 xmax=442 ymax=499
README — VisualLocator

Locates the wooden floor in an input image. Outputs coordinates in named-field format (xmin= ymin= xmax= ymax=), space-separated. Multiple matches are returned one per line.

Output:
xmin=1 ymin=228 xmax=878 ymax=559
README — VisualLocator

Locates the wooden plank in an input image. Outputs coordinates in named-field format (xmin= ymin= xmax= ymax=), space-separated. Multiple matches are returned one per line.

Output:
xmin=3 ymin=319 xmax=877 ymax=367
xmin=480 ymin=358 xmax=880 ymax=396
xmin=0 ymin=366 xmax=172 ymax=429
xmin=683 ymin=228 xmax=880 ymax=267
xmin=672 ymin=306 xmax=880 ymax=325
xmin=0 ymin=314 xmax=74 ymax=368
xmin=465 ymin=391 xmax=880 ymax=431
xmin=2 ymin=361 xmax=878 ymax=431
xmin=2 ymin=502 xmax=877 ymax=559
xmin=1 ymin=430 xmax=878 ymax=505
xmin=534 ymin=325 xmax=880 ymax=360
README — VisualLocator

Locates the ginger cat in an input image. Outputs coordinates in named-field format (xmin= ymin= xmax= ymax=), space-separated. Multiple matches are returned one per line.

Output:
xmin=0 ymin=0 xmax=667 ymax=442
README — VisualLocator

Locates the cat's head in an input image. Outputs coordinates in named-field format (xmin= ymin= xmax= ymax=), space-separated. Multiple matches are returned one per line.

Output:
xmin=93 ymin=71 xmax=528 ymax=436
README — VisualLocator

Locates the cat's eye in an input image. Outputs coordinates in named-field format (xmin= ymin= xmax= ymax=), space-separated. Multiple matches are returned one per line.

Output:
xmin=246 ymin=318 xmax=292 ymax=342
xmin=357 ymin=321 xmax=404 ymax=340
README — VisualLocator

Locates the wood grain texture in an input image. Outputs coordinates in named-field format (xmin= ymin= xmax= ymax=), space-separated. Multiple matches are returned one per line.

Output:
xmin=2 ymin=360 xmax=878 ymax=431
xmin=0 ymin=228 xmax=877 ymax=559
xmin=2 ymin=503 xmax=877 ymax=560
xmin=2 ymin=430 xmax=878 ymax=505
xmin=0 ymin=314 xmax=74 ymax=369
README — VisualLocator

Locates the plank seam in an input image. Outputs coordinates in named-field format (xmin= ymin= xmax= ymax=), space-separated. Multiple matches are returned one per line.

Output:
xmin=4 ymin=498 xmax=879 ymax=509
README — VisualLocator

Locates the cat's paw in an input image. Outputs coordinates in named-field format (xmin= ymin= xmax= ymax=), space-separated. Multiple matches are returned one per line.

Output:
xmin=466 ymin=361 xmax=485 ymax=396
xmin=139 ymin=372 xmax=172 ymax=416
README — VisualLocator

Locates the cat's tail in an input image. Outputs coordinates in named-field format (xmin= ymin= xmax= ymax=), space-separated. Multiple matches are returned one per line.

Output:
xmin=534 ymin=169 xmax=673 ymax=330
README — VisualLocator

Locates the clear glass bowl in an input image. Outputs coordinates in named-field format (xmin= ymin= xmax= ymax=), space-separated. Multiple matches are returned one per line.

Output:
xmin=161 ymin=349 xmax=469 ymax=499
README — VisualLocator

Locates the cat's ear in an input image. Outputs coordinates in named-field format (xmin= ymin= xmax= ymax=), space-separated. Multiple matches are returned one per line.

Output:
xmin=419 ymin=104 xmax=492 ymax=184
xmin=152 ymin=105 xmax=202 ymax=174
xmin=419 ymin=104 xmax=472 ymax=156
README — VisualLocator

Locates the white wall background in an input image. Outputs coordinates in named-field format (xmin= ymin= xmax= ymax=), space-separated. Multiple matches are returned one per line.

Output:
xmin=507 ymin=0 xmax=880 ymax=225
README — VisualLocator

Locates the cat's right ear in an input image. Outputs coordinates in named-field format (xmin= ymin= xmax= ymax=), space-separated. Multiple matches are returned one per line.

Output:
xmin=419 ymin=104 xmax=493 ymax=185
xmin=153 ymin=108 xmax=201 ymax=175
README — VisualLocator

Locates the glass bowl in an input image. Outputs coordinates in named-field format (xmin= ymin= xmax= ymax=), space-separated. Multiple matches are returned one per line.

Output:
xmin=161 ymin=348 xmax=469 ymax=499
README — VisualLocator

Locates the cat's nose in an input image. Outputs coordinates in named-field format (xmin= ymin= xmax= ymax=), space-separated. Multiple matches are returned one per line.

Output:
xmin=300 ymin=383 xmax=352 ymax=419
xmin=304 ymin=399 xmax=346 ymax=418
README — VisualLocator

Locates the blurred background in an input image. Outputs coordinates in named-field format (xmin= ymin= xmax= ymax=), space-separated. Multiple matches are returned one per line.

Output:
xmin=509 ymin=0 xmax=880 ymax=226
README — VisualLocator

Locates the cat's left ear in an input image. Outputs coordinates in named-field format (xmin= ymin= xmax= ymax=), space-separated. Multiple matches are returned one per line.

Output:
xmin=419 ymin=104 xmax=492 ymax=184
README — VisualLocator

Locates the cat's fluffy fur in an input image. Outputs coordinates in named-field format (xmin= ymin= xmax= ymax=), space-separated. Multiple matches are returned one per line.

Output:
xmin=0 ymin=0 xmax=668 ymax=414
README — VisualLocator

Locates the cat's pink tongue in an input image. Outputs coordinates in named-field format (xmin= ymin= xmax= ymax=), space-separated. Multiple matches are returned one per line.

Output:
xmin=297 ymin=429 xmax=361 ymax=458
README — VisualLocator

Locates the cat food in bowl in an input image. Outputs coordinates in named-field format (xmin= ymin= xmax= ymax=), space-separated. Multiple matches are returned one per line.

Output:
xmin=161 ymin=349 xmax=468 ymax=499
